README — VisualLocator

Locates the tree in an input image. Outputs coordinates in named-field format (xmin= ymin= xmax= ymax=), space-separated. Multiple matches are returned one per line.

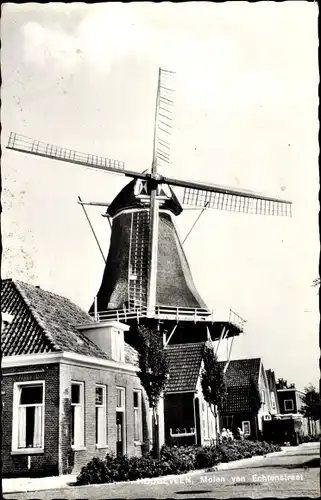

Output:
xmin=201 ymin=343 xmax=227 ymax=443
xmin=136 ymin=325 xmax=169 ymax=459
xmin=300 ymin=384 xmax=320 ymax=435
xmin=249 ymin=375 xmax=262 ymax=440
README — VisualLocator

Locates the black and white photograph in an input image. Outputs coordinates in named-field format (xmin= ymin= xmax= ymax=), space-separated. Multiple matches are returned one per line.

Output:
xmin=1 ymin=2 xmax=319 ymax=499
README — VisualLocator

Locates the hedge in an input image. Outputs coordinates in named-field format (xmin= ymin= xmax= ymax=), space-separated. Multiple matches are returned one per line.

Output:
xmin=76 ymin=440 xmax=281 ymax=485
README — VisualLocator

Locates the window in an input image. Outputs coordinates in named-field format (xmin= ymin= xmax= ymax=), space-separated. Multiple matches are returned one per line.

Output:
xmin=96 ymin=385 xmax=107 ymax=447
xmin=260 ymin=390 xmax=265 ymax=404
xmin=12 ymin=382 xmax=44 ymax=452
xmin=71 ymin=382 xmax=84 ymax=448
xmin=133 ymin=390 xmax=142 ymax=442
xmin=112 ymin=329 xmax=125 ymax=362
xmin=284 ymin=399 xmax=294 ymax=411
xmin=116 ymin=387 xmax=126 ymax=456
xmin=242 ymin=421 xmax=251 ymax=436
xmin=116 ymin=387 xmax=126 ymax=410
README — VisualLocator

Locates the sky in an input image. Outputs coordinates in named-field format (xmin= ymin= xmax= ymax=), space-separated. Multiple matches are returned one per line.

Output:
xmin=1 ymin=2 xmax=319 ymax=390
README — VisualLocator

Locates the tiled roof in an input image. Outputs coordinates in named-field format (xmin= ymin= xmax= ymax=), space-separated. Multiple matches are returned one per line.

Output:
xmin=1 ymin=279 xmax=138 ymax=365
xmin=219 ymin=358 xmax=262 ymax=413
xmin=219 ymin=358 xmax=261 ymax=387
xmin=165 ymin=342 xmax=205 ymax=393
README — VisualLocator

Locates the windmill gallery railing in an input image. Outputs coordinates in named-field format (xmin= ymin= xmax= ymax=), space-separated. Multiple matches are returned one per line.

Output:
xmin=89 ymin=305 xmax=246 ymax=331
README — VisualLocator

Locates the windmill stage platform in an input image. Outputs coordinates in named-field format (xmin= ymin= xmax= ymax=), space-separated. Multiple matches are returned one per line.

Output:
xmin=89 ymin=305 xmax=246 ymax=341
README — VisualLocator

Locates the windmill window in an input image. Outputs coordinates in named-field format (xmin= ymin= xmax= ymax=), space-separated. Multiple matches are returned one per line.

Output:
xmin=284 ymin=399 xmax=294 ymax=411
xmin=71 ymin=382 xmax=85 ymax=448
xmin=12 ymin=381 xmax=44 ymax=454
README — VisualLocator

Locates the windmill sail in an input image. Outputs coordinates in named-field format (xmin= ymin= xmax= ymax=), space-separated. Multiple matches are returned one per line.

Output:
xmin=7 ymin=132 xmax=143 ymax=179
xmin=182 ymin=187 xmax=292 ymax=216
xmin=153 ymin=68 xmax=175 ymax=171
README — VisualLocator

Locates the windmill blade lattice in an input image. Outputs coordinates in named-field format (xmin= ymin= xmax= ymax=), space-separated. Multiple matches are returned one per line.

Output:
xmin=154 ymin=69 xmax=175 ymax=171
xmin=7 ymin=132 xmax=127 ymax=175
xmin=182 ymin=187 xmax=292 ymax=216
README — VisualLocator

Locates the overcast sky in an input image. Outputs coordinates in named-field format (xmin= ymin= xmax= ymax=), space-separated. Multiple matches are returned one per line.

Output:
xmin=1 ymin=2 xmax=319 ymax=390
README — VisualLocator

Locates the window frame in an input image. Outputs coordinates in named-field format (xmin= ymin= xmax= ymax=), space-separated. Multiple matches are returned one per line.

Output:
xmin=71 ymin=381 xmax=85 ymax=450
xmin=95 ymin=384 xmax=107 ymax=448
xmin=133 ymin=389 xmax=142 ymax=444
xmin=116 ymin=387 xmax=126 ymax=412
xmin=242 ymin=420 xmax=251 ymax=436
xmin=284 ymin=399 xmax=294 ymax=411
xmin=12 ymin=380 xmax=45 ymax=455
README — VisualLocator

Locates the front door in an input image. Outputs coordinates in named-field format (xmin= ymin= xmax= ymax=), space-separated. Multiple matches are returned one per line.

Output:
xmin=116 ymin=411 xmax=124 ymax=456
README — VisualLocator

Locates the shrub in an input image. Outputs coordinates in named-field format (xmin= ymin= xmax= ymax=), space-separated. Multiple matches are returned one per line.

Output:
xmin=160 ymin=445 xmax=196 ymax=473
xmin=195 ymin=446 xmax=222 ymax=469
xmin=301 ymin=434 xmax=321 ymax=443
xmin=76 ymin=440 xmax=282 ymax=485
xmin=76 ymin=456 xmax=115 ymax=485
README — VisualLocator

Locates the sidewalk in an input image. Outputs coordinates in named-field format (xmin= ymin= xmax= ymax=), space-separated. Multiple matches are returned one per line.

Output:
xmin=2 ymin=474 xmax=78 ymax=494
xmin=2 ymin=443 xmax=317 ymax=494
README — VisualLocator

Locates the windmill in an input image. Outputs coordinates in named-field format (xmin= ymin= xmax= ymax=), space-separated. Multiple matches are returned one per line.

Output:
xmin=7 ymin=68 xmax=292 ymax=347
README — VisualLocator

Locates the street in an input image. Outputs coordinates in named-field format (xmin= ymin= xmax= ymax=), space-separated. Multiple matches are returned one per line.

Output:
xmin=3 ymin=443 xmax=320 ymax=499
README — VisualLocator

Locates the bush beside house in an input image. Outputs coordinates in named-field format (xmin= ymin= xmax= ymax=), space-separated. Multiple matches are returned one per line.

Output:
xmin=76 ymin=440 xmax=281 ymax=485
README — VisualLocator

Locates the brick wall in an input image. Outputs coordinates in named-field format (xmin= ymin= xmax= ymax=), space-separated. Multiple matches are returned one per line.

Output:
xmin=59 ymin=362 xmax=150 ymax=475
xmin=2 ymin=364 xmax=60 ymax=477
xmin=2 ymin=360 xmax=150 ymax=477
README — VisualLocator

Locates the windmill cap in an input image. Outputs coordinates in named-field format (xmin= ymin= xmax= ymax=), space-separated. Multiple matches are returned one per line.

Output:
xmin=107 ymin=179 xmax=183 ymax=217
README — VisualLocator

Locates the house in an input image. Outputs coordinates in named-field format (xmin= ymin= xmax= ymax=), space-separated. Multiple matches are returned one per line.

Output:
xmin=1 ymin=279 xmax=150 ymax=478
xmin=164 ymin=343 xmax=218 ymax=447
xmin=265 ymin=369 xmax=280 ymax=414
xmin=276 ymin=378 xmax=305 ymax=414
xmin=219 ymin=358 xmax=273 ymax=439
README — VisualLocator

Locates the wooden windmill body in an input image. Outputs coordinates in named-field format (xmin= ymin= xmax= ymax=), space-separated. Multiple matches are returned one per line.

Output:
xmin=7 ymin=68 xmax=292 ymax=346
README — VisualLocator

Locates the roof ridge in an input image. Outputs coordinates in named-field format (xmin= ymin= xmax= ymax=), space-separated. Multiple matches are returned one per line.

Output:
xmin=165 ymin=341 xmax=205 ymax=349
xmin=219 ymin=357 xmax=261 ymax=363
xmin=13 ymin=280 xmax=61 ymax=352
